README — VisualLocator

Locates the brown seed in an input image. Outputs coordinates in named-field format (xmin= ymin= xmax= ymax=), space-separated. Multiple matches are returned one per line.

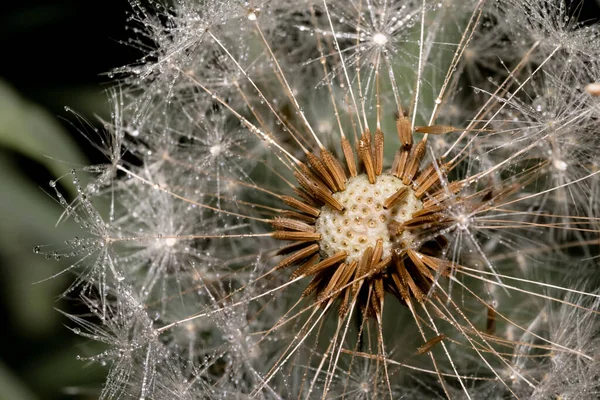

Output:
xmin=396 ymin=117 xmax=413 ymax=146
xmin=416 ymin=334 xmax=447 ymax=355
xmin=358 ymin=139 xmax=376 ymax=184
xmin=391 ymin=148 xmax=410 ymax=178
xmin=383 ymin=187 xmax=408 ymax=209
xmin=271 ymin=217 xmax=316 ymax=232
xmin=307 ymin=152 xmax=337 ymax=192
xmin=294 ymin=251 xmax=348 ymax=279
xmin=281 ymin=195 xmax=320 ymax=217
xmin=272 ymin=231 xmax=321 ymax=241
xmin=321 ymin=148 xmax=347 ymax=191
xmin=275 ymin=244 xmax=320 ymax=270
xmin=374 ymin=129 xmax=384 ymax=176
xmin=414 ymin=125 xmax=456 ymax=135
xmin=341 ymin=137 xmax=357 ymax=177
xmin=402 ymin=139 xmax=426 ymax=185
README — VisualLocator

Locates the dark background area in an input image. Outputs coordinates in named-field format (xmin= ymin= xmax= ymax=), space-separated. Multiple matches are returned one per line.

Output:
xmin=0 ymin=1 xmax=599 ymax=400
xmin=0 ymin=1 xmax=140 ymax=399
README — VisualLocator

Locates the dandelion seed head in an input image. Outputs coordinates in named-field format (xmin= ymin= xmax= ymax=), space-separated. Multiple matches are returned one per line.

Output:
xmin=40 ymin=0 xmax=600 ymax=398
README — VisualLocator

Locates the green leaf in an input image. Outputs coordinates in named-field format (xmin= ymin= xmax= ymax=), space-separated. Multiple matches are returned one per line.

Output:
xmin=0 ymin=361 xmax=37 ymax=400
xmin=0 ymin=157 xmax=82 ymax=336
xmin=0 ymin=79 xmax=87 ymax=195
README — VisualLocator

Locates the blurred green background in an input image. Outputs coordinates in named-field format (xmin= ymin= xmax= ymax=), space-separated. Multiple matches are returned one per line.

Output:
xmin=1 ymin=1 xmax=600 ymax=400
xmin=0 ymin=1 xmax=140 ymax=399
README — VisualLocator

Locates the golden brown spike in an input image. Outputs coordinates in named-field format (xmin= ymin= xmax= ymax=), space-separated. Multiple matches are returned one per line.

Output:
xmin=294 ymin=179 xmax=320 ymax=204
xmin=294 ymin=171 xmax=344 ymax=211
xmin=293 ymin=188 xmax=320 ymax=208
xmin=302 ymin=273 xmax=325 ymax=298
xmin=413 ymin=163 xmax=436 ymax=188
xmin=391 ymin=148 xmax=410 ymax=178
xmin=371 ymin=239 xmax=384 ymax=265
xmin=411 ymin=204 xmax=445 ymax=218
xmin=416 ymin=334 xmax=447 ymax=355
xmin=358 ymin=139 xmax=376 ymax=184
xmin=281 ymin=195 xmax=320 ymax=217
xmin=306 ymin=152 xmax=337 ymax=192
xmin=414 ymin=159 xmax=450 ymax=189
xmin=402 ymin=139 xmax=426 ymax=185
xmin=336 ymin=262 xmax=359 ymax=315
xmin=374 ymin=277 xmax=385 ymax=311
xmin=294 ymin=251 xmax=348 ymax=279
xmin=383 ymin=187 xmax=408 ymax=209
xmin=406 ymin=249 xmax=434 ymax=281
xmin=289 ymin=254 xmax=321 ymax=279
xmin=371 ymin=256 xmax=392 ymax=275
xmin=338 ymin=285 xmax=352 ymax=318
xmin=390 ymin=261 xmax=410 ymax=304
xmin=317 ymin=260 xmax=352 ymax=303
xmin=275 ymin=244 xmax=320 ymax=270
xmin=396 ymin=256 xmax=424 ymax=302
xmin=367 ymin=289 xmax=380 ymax=317
xmin=281 ymin=211 xmax=316 ymax=224
xmin=414 ymin=125 xmax=456 ymax=135
xmin=374 ymin=129 xmax=384 ymax=176
xmin=315 ymin=187 xmax=344 ymax=211
xmin=321 ymin=148 xmax=347 ymax=191
xmin=414 ymin=172 xmax=444 ymax=198
xmin=272 ymin=231 xmax=321 ymax=241
xmin=396 ymin=117 xmax=413 ymax=147
xmin=296 ymin=165 xmax=327 ymax=194
xmin=401 ymin=213 xmax=447 ymax=229
xmin=271 ymin=217 xmax=315 ymax=232
xmin=352 ymin=247 xmax=373 ymax=295
xmin=341 ymin=137 xmax=357 ymax=177
xmin=339 ymin=260 xmax=358 ymax=291
xmin=358 ymin=246 xmax=374 ymax=277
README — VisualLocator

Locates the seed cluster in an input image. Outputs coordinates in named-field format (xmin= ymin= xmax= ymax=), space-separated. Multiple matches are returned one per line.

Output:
xmin=271 ymin=120 xmax=465 ymax=318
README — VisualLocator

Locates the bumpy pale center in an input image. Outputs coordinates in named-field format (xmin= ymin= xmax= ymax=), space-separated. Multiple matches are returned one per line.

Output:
xmin=316 ymin=173 xmax=423 ymax=262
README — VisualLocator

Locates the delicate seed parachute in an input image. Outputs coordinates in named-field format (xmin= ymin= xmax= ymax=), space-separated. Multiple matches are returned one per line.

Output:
xmin=38 ymin=0 xmax=600 ymax=399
